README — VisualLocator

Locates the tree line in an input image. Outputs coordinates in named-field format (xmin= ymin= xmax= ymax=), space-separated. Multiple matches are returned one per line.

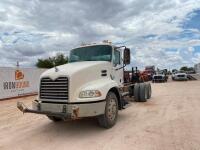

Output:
xmin=36 ymin=53 xmax=68 ymax=68
xmin=36 ymin=53 xmax=195 ymax=73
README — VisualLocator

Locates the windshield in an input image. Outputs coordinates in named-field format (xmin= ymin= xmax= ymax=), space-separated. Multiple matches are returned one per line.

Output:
xmin=69 ymin=45 xmax=112 ymax=62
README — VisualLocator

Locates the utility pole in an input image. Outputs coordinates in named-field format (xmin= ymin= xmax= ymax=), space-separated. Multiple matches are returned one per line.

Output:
xmin=16 ymin=61 xmax=19 ymax=68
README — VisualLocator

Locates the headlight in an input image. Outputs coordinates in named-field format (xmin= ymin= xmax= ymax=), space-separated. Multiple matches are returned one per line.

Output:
xmin=79 ymin=90 xmax=102 ymax=98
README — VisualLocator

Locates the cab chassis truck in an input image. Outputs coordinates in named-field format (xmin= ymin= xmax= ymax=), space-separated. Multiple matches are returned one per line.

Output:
xmin=17 ymin=42 xmax=152 ymax=128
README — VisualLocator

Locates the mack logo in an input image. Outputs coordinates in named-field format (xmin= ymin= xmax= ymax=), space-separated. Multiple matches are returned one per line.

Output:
xmin=3 ymin=70 xmax=30 ymax=90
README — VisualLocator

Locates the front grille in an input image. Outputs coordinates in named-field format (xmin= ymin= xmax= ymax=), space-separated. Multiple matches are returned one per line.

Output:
xmin=154 ymin=76 xmax=163 ymax=79
xmin=40 ymin=77 xmax=68 ymax=100
xmin=177 ymin=75 xmax=185 ymax=78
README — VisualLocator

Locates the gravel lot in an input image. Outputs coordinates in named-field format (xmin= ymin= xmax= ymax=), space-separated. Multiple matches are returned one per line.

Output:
xmin=0 ymin=81 xmax=200 ymax=150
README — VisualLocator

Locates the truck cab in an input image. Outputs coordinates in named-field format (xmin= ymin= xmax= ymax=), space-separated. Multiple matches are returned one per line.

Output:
xmin=17 ymin=42 xmax=152 ymax=128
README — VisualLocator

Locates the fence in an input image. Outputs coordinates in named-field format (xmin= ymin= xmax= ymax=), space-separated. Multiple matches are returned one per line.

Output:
xmin=0 ymin=67 xmax=46 ymax=100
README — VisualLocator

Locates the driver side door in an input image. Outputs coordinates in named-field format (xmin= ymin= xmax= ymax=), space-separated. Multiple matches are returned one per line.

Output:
xmin=111 ymin=48 xmax=123 ymax=86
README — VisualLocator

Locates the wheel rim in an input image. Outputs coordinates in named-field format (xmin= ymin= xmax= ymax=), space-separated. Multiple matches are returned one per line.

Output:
xmin=107 ymin=98 xmax=117 ymax=121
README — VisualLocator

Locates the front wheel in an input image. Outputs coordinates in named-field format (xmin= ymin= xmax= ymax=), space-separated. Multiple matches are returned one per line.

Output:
xmin=97 ymin=92 xmax=118 ymax=129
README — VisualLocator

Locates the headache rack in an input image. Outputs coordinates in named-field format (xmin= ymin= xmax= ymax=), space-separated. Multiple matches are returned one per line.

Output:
xmin=40 ymin=77 xmax=69 ymax=101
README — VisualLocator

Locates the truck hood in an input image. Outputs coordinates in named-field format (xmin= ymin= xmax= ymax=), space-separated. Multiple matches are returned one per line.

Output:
xmin=40 ymin=61 xmax=112 ymax=102
xmin=41 ymin=61 xmax=110 ymax=79
xmin=175 ymin=73 xmax=186 ymax=75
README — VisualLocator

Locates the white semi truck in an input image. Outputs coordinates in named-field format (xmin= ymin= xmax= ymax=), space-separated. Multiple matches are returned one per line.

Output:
xmin=17 ymin=41 xmax=152 ymax=128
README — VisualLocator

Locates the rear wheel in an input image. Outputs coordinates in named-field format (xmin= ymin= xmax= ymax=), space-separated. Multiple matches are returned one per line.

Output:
xmin=47 ymin=116 xmax=63 ymax=122
xmin=98 ymin=92 xmax=118 ymax=128
xmin=134 ymin=83 xmax=140 ymax=102
xmin=146 ymin=83 xmax=152 ymax=99
xmin=139 ymin=83 xmax=148 ymax=102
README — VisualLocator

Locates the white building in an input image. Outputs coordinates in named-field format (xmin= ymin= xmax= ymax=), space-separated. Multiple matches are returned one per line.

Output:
xmin=194 ymin=63 xmax=200 ymax=74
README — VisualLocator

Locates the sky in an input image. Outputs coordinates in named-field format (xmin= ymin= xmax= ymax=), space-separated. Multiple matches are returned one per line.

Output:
xmin=0 ymin=0 xmax=200 ymax=70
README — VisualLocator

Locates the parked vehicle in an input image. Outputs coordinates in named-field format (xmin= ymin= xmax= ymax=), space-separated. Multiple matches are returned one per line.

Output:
xmin=172 ymin=73 xmax=176 ymax=80
xmin=139 ymin=70 xmax=151 ymax=82
xmin=144 ymin=66 xmax=155 ymax=80
xmin=17 ymin=41 xmax=152 ymax=128
xmin=172 ymin=73 xmax=188 ymax=81
xmin=152 ymin=71 xmax=168 ymax=83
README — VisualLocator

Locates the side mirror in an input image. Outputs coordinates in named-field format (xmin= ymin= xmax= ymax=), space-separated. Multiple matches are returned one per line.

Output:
xmin=124 ymin=48 xmax=131 ymax=65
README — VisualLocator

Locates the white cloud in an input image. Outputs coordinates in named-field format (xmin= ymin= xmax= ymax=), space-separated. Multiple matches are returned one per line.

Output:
xmin=0 ymin=0 xmax=200 ymax=69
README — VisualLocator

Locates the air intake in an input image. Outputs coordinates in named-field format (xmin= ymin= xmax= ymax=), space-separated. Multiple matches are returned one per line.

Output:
xmin=40 ymin=77 xmax=69 ymax=100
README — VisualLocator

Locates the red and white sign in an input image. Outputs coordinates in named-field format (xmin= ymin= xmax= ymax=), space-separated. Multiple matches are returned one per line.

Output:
xmin=0 ymin=67 xmax=46 ymax=100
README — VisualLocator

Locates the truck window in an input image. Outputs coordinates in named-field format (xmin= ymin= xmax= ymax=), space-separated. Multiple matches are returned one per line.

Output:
xmin=69 ymin=45 xmax=112 ymax=62
xmin=113 ymin=50 xmax=120 ymax=66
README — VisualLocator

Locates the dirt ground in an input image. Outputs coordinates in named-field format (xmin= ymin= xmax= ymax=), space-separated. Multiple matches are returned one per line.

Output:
xmin=0 ymin=80 xmax=200 ymax=150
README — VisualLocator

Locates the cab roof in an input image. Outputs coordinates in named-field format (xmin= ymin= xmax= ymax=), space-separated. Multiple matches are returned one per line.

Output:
xmin=73 ymin=43 xmax=114 ymax=50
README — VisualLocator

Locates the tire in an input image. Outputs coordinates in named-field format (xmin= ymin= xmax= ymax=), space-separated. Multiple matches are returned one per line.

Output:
xmin=146 ymin=83 xmax=152 ymax=99
xmin=139 ymin=83 xmax=148 ymax=102
xmin=134 ymin=83 xmax=140 ymax=102
xmin=47 ymin=116 xmax=63 ymax=122
xmin=97 ymin=92 xmax=118 ymax=129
